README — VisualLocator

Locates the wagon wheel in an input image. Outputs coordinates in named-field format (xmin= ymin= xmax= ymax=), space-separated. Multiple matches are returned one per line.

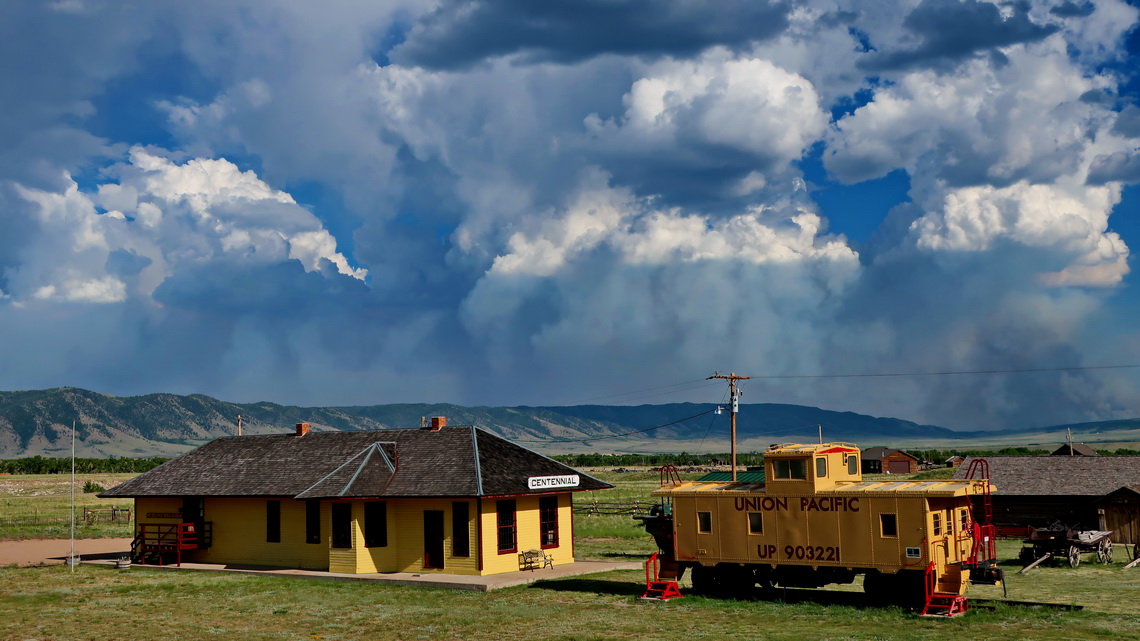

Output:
xmin=1097 ymin=539 xmax=1113 ymax=564
xmin=1067 ymin=545 xmax=1081 ymax=567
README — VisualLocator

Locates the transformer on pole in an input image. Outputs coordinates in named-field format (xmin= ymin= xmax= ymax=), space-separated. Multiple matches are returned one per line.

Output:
xmin=707 ymin=372 xmax=750 ymax=481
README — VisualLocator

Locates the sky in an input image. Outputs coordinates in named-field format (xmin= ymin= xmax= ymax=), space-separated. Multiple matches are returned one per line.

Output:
xmin=2 ymin=0 xmax=1140 ymax=432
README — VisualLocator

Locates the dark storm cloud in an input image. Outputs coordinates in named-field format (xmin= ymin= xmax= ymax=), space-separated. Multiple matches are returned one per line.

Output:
xmin=1114 ymin=104 xmax=1140 ymax=137
xmin=859 ymin=0 xmax=1059 ymax=72
xmin=1050 ymin=1 xmax=1095 ymax=18
xmin=105 ymin=248 xmax=152 ymax=277
xmin=1088 ymin=151 xmax=1140 ymax=184
xmin=391 ymin=0 xmax=790 ymax=69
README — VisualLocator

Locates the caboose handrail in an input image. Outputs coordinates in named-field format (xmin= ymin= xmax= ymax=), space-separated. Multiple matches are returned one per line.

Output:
xmin=659 ymin=463 xmax=682 ymax=487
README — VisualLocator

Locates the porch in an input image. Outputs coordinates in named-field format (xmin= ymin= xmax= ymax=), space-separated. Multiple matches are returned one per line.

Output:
xmin=132 ymin=522 xmax=213 ymax=566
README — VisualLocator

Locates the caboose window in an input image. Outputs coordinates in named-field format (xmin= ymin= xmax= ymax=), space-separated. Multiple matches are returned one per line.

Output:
xmin=697 ymin=511 xmax=712 ymax=533
xmin=932 ymin=513 xmax=942 ymax=536
xmin=847 ymin=455 xmax=858 ymax=475
xmin=748 ymin=512 xmax=763 ymax=534
xmin=815 ymin=457 xmax=827 ymax=478
xmin=880 ymin=513 xmax=898 ymax=537
xmin=773 ymin=459 xmax=808 ymax=479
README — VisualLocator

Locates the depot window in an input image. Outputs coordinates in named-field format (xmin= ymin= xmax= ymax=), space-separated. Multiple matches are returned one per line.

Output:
xmin=697 ymin=511 xmax=713 ymax=533
xmin=452 ymin=502 xmax=470 ymax=557
xmin=815 ymin=457 xmax=827 ymax=478
xmin=364 ymin=501 xmax=387 ymax=548
xmin=773 ymin=458 xmax=808 ymax=480
xmin=748 ymin=512 xmax=763 ymax=535
xmin=305 ymin=499 xmax=321 ymax=544
xmin=539 ymin=496 xmax=559 ymax=549
xmin=331 ymin=503 xmax=352 ymax=549
xmin=266 ymin=500 xmax=280 ymax=543
xmin=497 ymin=500 xmax=517 ymax=553
xmin=880 ymin=513 xmax=898 ymax=537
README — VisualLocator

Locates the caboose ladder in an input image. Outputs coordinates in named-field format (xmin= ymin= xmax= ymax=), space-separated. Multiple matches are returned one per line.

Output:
xmin=920 ymin=562 xmax=969 ymax=616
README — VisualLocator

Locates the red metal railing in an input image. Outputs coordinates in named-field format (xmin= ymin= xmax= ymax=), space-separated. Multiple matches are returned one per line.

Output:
xmin=641 ymin=552 xmax=683 ymax=600
xmin=132 ymin=522 xmax=211 ymax=566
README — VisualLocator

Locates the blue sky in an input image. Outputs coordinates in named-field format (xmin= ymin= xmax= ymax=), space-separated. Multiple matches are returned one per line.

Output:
xmin=2 ymin=0 xmax=1140 ymax=431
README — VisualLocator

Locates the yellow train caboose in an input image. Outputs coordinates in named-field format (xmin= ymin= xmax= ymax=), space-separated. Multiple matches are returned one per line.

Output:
xmin=640 ymin=442 xmax=1003 ymax=614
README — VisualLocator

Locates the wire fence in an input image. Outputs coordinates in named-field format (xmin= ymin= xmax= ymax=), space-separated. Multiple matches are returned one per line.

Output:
xmin=573 ymin=500 xmax=659 ymax=516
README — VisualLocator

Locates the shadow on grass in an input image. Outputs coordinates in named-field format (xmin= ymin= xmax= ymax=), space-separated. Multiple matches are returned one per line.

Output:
xmin=586 ymin=551 xmax=651 ymax=560
xmin=528 ymin=577 xmax=645 ymax=597
xmin=529 ymin=577 xmax=882 ymax=608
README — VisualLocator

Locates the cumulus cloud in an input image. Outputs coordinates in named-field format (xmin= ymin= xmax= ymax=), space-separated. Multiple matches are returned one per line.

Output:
xmin=460 ymin=170 xmax=860 ymax=392
xmin=4 ymin=148 xmax=365 ymax=306
xmin=827 ymin=42 xmax=1119 ymax=186
xmin=585 ymin=52 xmax=828 ymax=166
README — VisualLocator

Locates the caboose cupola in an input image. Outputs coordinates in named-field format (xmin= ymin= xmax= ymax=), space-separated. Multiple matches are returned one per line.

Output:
xmin=764 ymin=442 xmax=862 ymax=493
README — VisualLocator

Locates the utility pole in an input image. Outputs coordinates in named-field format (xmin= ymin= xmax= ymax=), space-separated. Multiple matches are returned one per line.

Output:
xmin=237 ymin=414 xmax=243 ymax=437
xmin=707 ymin=372 xmax=750 ymax=481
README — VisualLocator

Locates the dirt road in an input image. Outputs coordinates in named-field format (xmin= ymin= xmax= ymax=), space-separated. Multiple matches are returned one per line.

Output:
xmin=0 ymin=538 xmax=133 ymax=566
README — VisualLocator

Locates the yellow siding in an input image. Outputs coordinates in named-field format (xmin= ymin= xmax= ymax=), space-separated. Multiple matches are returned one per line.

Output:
xmin=477 ymin=493 xmax=575 ymax=575
xmin=387 ymin=499 xmax=481 ymax=575
xmin=188 ymin=498 xmax=329 ymax=569
xmin=135 ymin=494 xmax=575 ymax=575
xmin=328 ymin=501 xmax=362 ymax=573
xmin=135 ymin=497 xmax=183 ymax=527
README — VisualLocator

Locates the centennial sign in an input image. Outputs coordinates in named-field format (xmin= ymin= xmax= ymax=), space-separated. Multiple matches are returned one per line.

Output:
xmin=527 ymin=475 xmax=580 ymax=490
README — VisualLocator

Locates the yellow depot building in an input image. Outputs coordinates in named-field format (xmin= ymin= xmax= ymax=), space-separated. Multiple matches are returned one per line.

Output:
xmin=100 ymin=419 xmax=612 ymax=575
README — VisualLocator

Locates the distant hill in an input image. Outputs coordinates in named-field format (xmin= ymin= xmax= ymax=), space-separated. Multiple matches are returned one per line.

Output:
xmin=1 ymin=387 xmax=1138 ymax=458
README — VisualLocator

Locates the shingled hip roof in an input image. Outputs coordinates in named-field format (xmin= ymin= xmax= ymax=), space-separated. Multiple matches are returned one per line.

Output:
xmin=954 ymin=455 xmax=1140 ymax=496
xmin=100 ymin=426 xmax=612 ymax=499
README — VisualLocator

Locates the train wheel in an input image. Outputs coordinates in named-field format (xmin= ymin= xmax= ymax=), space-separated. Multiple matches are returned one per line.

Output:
xmin=755 ymin=567 xmax=777 ymax=595
xmin=717 ymin=564 xmax=755 ymax=597
xmin=690 ymin=564 xmax=715 ymax=595
xmin=1067 ymin=545 xmax=1081 ymax=567
xmin=863 ymin=570 xmax=924 ymax=610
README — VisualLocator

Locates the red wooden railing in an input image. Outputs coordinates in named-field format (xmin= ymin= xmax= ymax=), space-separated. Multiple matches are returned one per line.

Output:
xmin=132 ymin=522 xmax=212 ymax=566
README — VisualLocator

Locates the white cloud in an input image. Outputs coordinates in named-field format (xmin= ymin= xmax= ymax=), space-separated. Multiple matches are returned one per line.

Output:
xmin=586 ymin=50 xmax=828 ymax=164
xmin=5 ymin=148 xmax=365 ymax=307
xmin=909 ymin=180 xmax=1127 ymax=286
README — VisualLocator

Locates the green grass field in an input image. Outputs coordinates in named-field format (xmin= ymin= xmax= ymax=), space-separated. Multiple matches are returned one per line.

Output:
xmin=3 ymin=470 xmax=1140 ymax=640
xmin=0 ymin=473 xmax=136 ymax=540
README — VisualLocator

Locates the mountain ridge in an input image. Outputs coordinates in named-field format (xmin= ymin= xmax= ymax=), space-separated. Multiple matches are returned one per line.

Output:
xmin=2 ymin=387 xmax=1137 ymax=458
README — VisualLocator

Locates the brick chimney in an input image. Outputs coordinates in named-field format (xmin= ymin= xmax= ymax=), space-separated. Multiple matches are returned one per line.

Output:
xmin=295 ymin=423 xmax=311 ymax=437
xmin=427 ymin=416 xmax=446 ymax=431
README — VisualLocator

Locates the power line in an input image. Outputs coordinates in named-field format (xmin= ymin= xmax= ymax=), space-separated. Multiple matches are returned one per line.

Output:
xmin=749 ymin=364 xmax=1140 ymax=380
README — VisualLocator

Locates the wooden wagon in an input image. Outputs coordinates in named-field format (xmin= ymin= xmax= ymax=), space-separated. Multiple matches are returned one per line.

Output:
xmin=1018 ymin=523 xmax=1114 ymax=568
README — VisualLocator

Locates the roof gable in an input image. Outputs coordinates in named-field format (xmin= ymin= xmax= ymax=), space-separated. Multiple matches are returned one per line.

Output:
xmin=1051 ymin=443 xmax=1099 ymax=456
xmin=862 ymin=446 xmax=916 ymax=461
xmin=295 ymin=442 xmax=397 ymax=499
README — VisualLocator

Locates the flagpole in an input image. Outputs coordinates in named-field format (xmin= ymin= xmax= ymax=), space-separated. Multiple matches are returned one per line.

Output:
xmin=70 ymin=419 xmax=75 ymax=573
